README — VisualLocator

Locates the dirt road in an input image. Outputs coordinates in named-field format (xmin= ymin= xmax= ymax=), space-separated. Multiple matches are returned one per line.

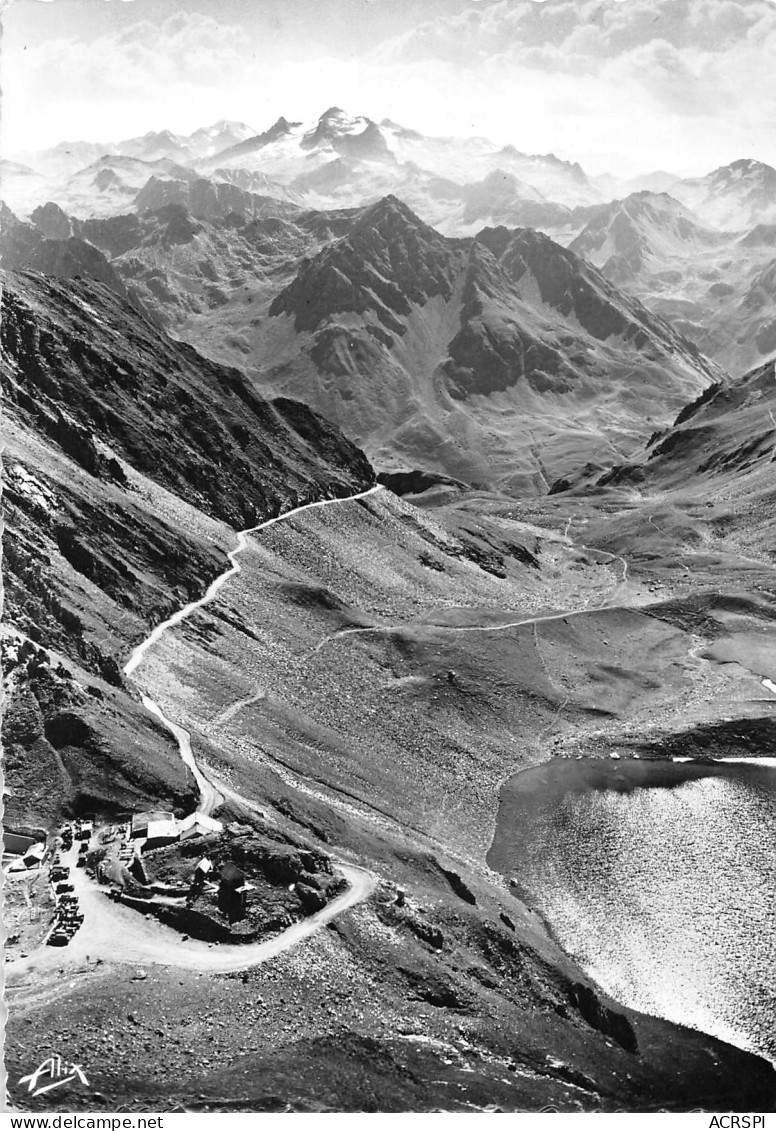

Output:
xmin=123 ymin=485 xmax=383 ymax=679
xmin=125 ymin=483 xmax=384 ymax=821
xmin=8 ymin=487 xmax=383 ymax=983
xmin=6 ymin=855 xmax=375 ymax=980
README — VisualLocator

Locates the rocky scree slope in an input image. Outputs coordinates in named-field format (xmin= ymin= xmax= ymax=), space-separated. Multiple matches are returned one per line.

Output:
xmin=1 ymin=268 xmax=374 ymax=827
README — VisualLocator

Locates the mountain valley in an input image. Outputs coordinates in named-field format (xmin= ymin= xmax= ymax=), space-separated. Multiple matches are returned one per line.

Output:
xmin=3 ymin=105 xmax=776 ymax=1115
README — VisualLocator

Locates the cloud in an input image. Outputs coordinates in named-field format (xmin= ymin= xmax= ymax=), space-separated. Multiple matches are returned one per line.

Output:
xmin=377 ymin=0 xmax=776 ymax=70
xmin=2 ymin=8 xmax=260 ymax=146
xmin=3 ymin=0 xmax=776 ymax=174
xmin=362 ymin=0 xmax=776 ymax=170
xmin=27 ymin=10 xmax=247 ymax=93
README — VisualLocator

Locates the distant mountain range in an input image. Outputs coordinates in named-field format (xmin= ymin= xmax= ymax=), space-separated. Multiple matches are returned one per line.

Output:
xmin=4 ymin=107 xmax=776 ymax=380
xmin=9 ymin=108 xmax=776 ymax=229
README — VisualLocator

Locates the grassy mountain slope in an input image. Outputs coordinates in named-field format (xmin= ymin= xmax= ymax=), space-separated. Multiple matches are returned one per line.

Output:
xmin=1 ymin=268 xmax=374 ymax=825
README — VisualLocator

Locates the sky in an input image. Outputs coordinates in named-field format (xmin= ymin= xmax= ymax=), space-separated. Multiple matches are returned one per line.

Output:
xmin=2 ymin=0 xmax=776 ymax=176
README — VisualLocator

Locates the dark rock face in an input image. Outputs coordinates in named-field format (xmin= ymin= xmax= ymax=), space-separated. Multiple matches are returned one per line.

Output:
xmin=2 ymin=271 xmax=374 ymax=528
xmin=269 ymin=195 xmax=460 ymax=333
xmin=435 ymin=861 xmax=477 ymax=905
xmin=377 ymin=469 xmax=468 ymax=495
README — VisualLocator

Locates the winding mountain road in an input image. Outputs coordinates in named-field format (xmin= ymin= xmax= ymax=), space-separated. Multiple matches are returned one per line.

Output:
xmin=8 ymin=486 xmax=383 ymax=982
xmin=123 ymin=485 xmax=384 ymax=680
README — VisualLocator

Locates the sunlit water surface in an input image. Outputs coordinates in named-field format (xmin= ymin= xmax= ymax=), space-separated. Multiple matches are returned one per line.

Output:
xmin=489 ymin=760 xmax=776 ymax=1061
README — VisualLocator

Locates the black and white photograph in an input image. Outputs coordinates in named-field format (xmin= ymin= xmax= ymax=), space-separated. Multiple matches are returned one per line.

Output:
xmin=1 ymin=0 xmax=775 ymax=1115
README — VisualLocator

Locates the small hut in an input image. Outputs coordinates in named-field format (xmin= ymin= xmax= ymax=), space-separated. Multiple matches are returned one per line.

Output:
xmin=179 ymin=813 xmax=223 ymax=841
xmin=22 ymin=843 xmax=46 ymax=869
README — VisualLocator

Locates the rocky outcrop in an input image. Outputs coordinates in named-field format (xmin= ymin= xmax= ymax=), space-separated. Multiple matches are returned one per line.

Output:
xmin=134 ymin=177 xmax=299 ymax=223
xmin=569 ymin=982 xmax=638 ymax=1054
xmin=377 ymin=469 xmax=468 ymax=495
